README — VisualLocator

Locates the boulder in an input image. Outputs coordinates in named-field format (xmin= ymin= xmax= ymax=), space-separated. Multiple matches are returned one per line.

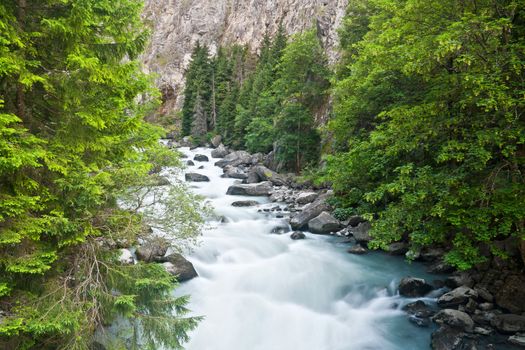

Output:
xmin=437 ymin=287 xmax=478 ymax=308
xmin=185 ymin=173 xmax=210 ymax=182
xmin=308 ymin=211 xmax=340 ymax=234
xmin=289 ymin=195 xmax=331 ymax=230
xmin=495 ymin=274 xmax=525 ymax=314
xmin=163 ymin=253 xmax=198 ymax=282
xmin=427 ymin=258 xmax=455 ymax=274
xmin=347 ymin=245 xmax=368 ymax=255
xmin=403 ymin=300 xmax=436 ymax=318
xmin=231 ymin=200 xmax=259 ymax=207
xmin=226 ymin=182 xmax=273 ymax=196
xmin=136 ymin=241 xmax=168 ymax=263
xmin=432 ymin=309 xmax=474 ymax=332
xmin=445 ymin=273 xmax=474 ymax=289
xmin=193 ymin=154 xmax=209 ymax=162
xmin=409 ymin=315 xmax=431 ymax=327
xmin=211 ymin=144 xmax=229 ymax=158
xmin=430 ymin=326 xmax=474 ymax=350
xmin=211 ymin=135 xmax=222 ymax=148
xmin=346 ymin=215 xmax=366 ymax=227
xmin=350 ymin=221 xmax=372 ymax=245
xmin=270 ymin=224 xmax=290 ymax=235
xmin=290 ymin=232 xmax=306 ymax=240
xmin=244 ymin=170 xmax=261 ymax=184
xmin=215 ymin=150 xmax=252 ymax=168
xmin=491 ymin=314 xmax=525 ymax=333
xmin=509 ymin=334 xmax=525 ymax=347
xmin=388 ymin=242 xmax=409 ymax=255
xmin=223 ymin=165 xmax=248 ymax=179
xmin=420 ymin=247 xmax=446 ymax=262
xmin=186 ymin=160 xmax=195 ymax=166
xmin=295 ymin=192 xmax=319 ymax=205
xmin=118 ymin=249 xmax=134 ymax=265
xmin=398 ymin=277 xmax=433 ymax=297
xmin=253 ymin=165 xmax=287 ymax=186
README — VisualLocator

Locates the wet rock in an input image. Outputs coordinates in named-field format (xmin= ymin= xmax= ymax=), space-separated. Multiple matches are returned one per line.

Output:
xmin=430 ymin=326 xmax=476 ymax=350
xmin=185 ymin=173 xmax=210 ymax=182
xmin=495 ymin=274 xmax=525 ymax=314
xmin=193 ymin=154 xmax=209 ymax=162
xmin=295 ymin=192 xmax=318 ymax=205
xmin=289 ymin=195 xmax=331 ymax=230
xmin=226 ymin=181 xmax=272 ymax=196
xmin=136 ymin=241 xmax=168 ymax=263
xmin=509 ymin=333 xmax=525 ymax=347
xmin=350 ymin=221 xmax=372 ymax=245
xmin=270 ymin=225 xmax=290 ymax=234
xmin=403 ymin=300 xmax=436 ymax=318
xmin=215 ymin=150 xmax=252 ymax=168
xmin=211 ymin=135 xmax=222 ymax=148
xmin=398 ymin=277 xmax=433 ymax=297
xmin=437 ymin=287 xmax=478 ymax=308
xmin=472 ymin=310 xmax=500 ymax=326
xmin=223 ymin=165 xmax=247 ymax=179
xmin=211 ymin=144 xmax=229 ymax=158
xmin=290 ymin=231 xmax=306 ymax=240
xmin=427 ymin=258 xmax=454 ymax=274
xmin=308 ymin=211 xmax=340 ymax=234
xmin=347 ymin=245 xmax=368 ymax=255
xmin=409 ymin=315 xmax=431 ymax=327
xmin=432 ymin=309 xmax=474 ymax=332
xmin=473 ymin=326 xmax=493 ymax=336
xmin=231 ymin=200 xmax=259 ymax=207
xmin=388 ymin=242 xmax=409 ymax=256
xmin=186 ymin=160 xmax=195 ymax=166
xmin=253 ymin=165 xmax=287 ymax=186
xmin=163 ymin=253 xmax=198 ymax=282
xmin=118 ymin=249 xmax=134 ymax=265
xmin=491 ymin=314 xmax=525 ymax=333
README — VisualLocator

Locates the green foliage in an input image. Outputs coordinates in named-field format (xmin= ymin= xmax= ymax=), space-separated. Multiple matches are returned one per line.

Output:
xmin=325 ymin=0 xmax=525 ymax=269
xmin=0 ymin=0 xmax=204 ymax=348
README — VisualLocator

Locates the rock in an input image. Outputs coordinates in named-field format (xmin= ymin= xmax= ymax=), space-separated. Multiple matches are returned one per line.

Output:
xmin=118 ymin=249 xmax=134 ymax=265
xmin=193 ymin=154 xmax=209 ymax=162
xmin=495 ymin=274 xmax=525 ymax=314
xmin=350 ymin=221 xmax=372 ymax=245
xmin=472 ymin=310 xmax=500 ymax=326
xmin=491 ymin=314 xmax=525 ymax=333
xmin=244 ymin=170 xmax=261 ymax=184
xmin=308 ymin=211 xmax=340 ymax=234
xmin=346 ymin=215 xmax=366 ymax=227
xmin=270 ymin=225 xmax=290 ymax=234
xmin=136 ymin=240 xmax=168 ymax=263
xmin=445 ymin=273 xmax=474 ymax=289
xmin=509 ymin=333 xmax=525 ymax=347
xmin=226 ymin=181 xmax=273 ymax=196
xmin=153 ymin=176 xmax=171 ymax=186
xmin=420 ymin=247 xmax=446 ymax=262
xmin=427 ymin=258 xmax=455 ymax=274
xmin=231 ymin=200 xmax=259 ymax=207
xmin=403 ymin=300 xmax=436 ymax=318
xmin=223 ymin=165 xmax=248 ymax=179
xmin=290 ymin=231 xmax=306 ymax=240
xmin=253 ymin=165 xmax=287 ymax=186
xmin=295 ymin=192 xmax=319 ymax=205
xmin=475 ymin=287 xmax=494 ymax=303
xmin=163 ymin=253 xmax=198 ymax=282
xmin=211 ymin=135 xmax=222 ymax=148
xmin=430 ymin=326 xmax=474 ymax=350
xmin=438 ymin=287 xmax=478 ymax=308
xmin=399 ymin=277 xmax=433 ymax=297
xmin=215 ymin=150 xmax=252 ymax=168
xmin=409 ymin=315 xmax=431 ymax=327
xmin=289 ymin=195 xmax=331 ymax=230
xmin=388 ymin=242 xmax=409 ymax=255
xmin=347 ymin=245 xmax=368 ymax=255
xmin=479 ymin=302 xmax=494 ymax=311
xmin=185 ymin=172 xmax=210 ymax=182
xmin=250 ymin=153 xmax=264 ymax=165
xmin=186 ymin=160 xmax=195 ymax=166
xmin=473 ymin=327 xmax=493 ymax=336
xmin=211 ymin=144 xmax=229 ymax=158
xmin=433 ymin=309 xmax=474 ymax=332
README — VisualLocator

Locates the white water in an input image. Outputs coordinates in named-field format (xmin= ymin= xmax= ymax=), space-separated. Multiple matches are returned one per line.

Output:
xmin=175 ymin=147 xmax=436 ymax=350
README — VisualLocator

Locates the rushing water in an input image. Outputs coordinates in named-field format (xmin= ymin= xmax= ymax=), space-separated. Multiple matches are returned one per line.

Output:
xmin=174 ymin=147 xmax=439 ymax=350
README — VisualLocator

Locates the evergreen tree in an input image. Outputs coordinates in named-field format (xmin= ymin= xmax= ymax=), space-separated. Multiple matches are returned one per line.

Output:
xmin=191 ymin=93 xmax=208 ymax=142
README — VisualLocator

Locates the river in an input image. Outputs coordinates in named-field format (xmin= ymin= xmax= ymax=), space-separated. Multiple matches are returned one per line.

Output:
xmin=173 ymin=147 xmax=440 ymax=350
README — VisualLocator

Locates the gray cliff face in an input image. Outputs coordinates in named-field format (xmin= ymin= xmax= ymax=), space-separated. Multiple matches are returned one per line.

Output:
xmin=141 ymin=0 xmax=348 ymax=112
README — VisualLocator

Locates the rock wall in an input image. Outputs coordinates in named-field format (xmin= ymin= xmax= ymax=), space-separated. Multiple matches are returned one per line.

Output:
xmin=141 ymin=0 xmax=348 ymax=112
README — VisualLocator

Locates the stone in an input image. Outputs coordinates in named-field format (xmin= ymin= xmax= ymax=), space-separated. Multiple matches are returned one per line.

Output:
xmin=427 ymin=259 xmax=454 ymax=274
xmin=388 ymin=242 xmax=409 ymax=255
xmin=409 ymin=315 xmax=431 ymax=327
xmin=346 ymin=215 xmax=366 ymax=227
xmin=307 ymin=211 xmax=340 ymax=234
xmin=186 ymin=160 xmax=195 ymax=166
xmin=295 ymin=192 xmax=319 ymax=205
xmin=509 ymin=333 xmax=525 ymax=347
xmin=185 ymin=172 xmax=210 ymax=182
xmin=446 ymin=273 xmax=474 ymax=289
xmin=231 ymin=200 xmax=259 ymax=207
xmin=215 ymin=150 xmax=252 ymax=168
xmin=163 ymin=253 xmax=198 ymax=282
xmin=223 ymin=165 xmax=248 ymax=179
xmin=193 ymin=154 xmax=209 ymax=162
xmin=244 ymin=170 xmax=261 ymax=184
xmin=136 ymin=240 xmax=168 ymax=263
xmin=253 ymin=165 xmax=287 ymax=186
xmin=475 ymin=287 xmax=494 ymax=303
xmin=211 ymin=144 xmax=229 ymax=158
xmin=289 ymin=195 xmax=331 ymax=230
xmin=270 ymin=225 xmax=290 ymax=234
xmin=430 ymin=326 xmax=475 ymax=350
xmin=473 ymin=327 xmax=493 ymax=336
xmin=491 ymin=314 xmax=525 ymax=333
xmin=350 ymin=221 xmax=372 ymax=245
xmin=437 ymin=287 xmax=478 ymax=308
xmin=347 ymin=245 xmax=368 ymax=255
xmin=290 ymin=232 xmax=306 ymax=240
xmin=478 ymin=302 xmax=494 ymax=311
xmin=211 ymin=135 xmax=222 ymax=148
xmin=118 ymin=249 xmax=134 ymax=265
xmin=153 ymin=176 xmax=171 ymax=186
xmin=402 ymin=300 xmax=435 ymax=318
xmin=398 ymin=277 xmax=433 ymax=297
xmin=226 ymin=181 xmax=273 ymax=196
xmin=433 ymin=309 xmax=474 ymax=332
xmin=420 ymin=247 xmax=445 ymax=262
xmin=495 ymin=274 xmax=525 ymax=314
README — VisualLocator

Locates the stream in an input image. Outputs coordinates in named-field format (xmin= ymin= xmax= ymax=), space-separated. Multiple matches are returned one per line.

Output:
xmin=173 ymin=147 xmax=440 ymax=350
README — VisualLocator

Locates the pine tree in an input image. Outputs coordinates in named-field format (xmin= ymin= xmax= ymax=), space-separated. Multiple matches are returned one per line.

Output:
xmin=191 ymin=93 xmax=208 ymax=142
